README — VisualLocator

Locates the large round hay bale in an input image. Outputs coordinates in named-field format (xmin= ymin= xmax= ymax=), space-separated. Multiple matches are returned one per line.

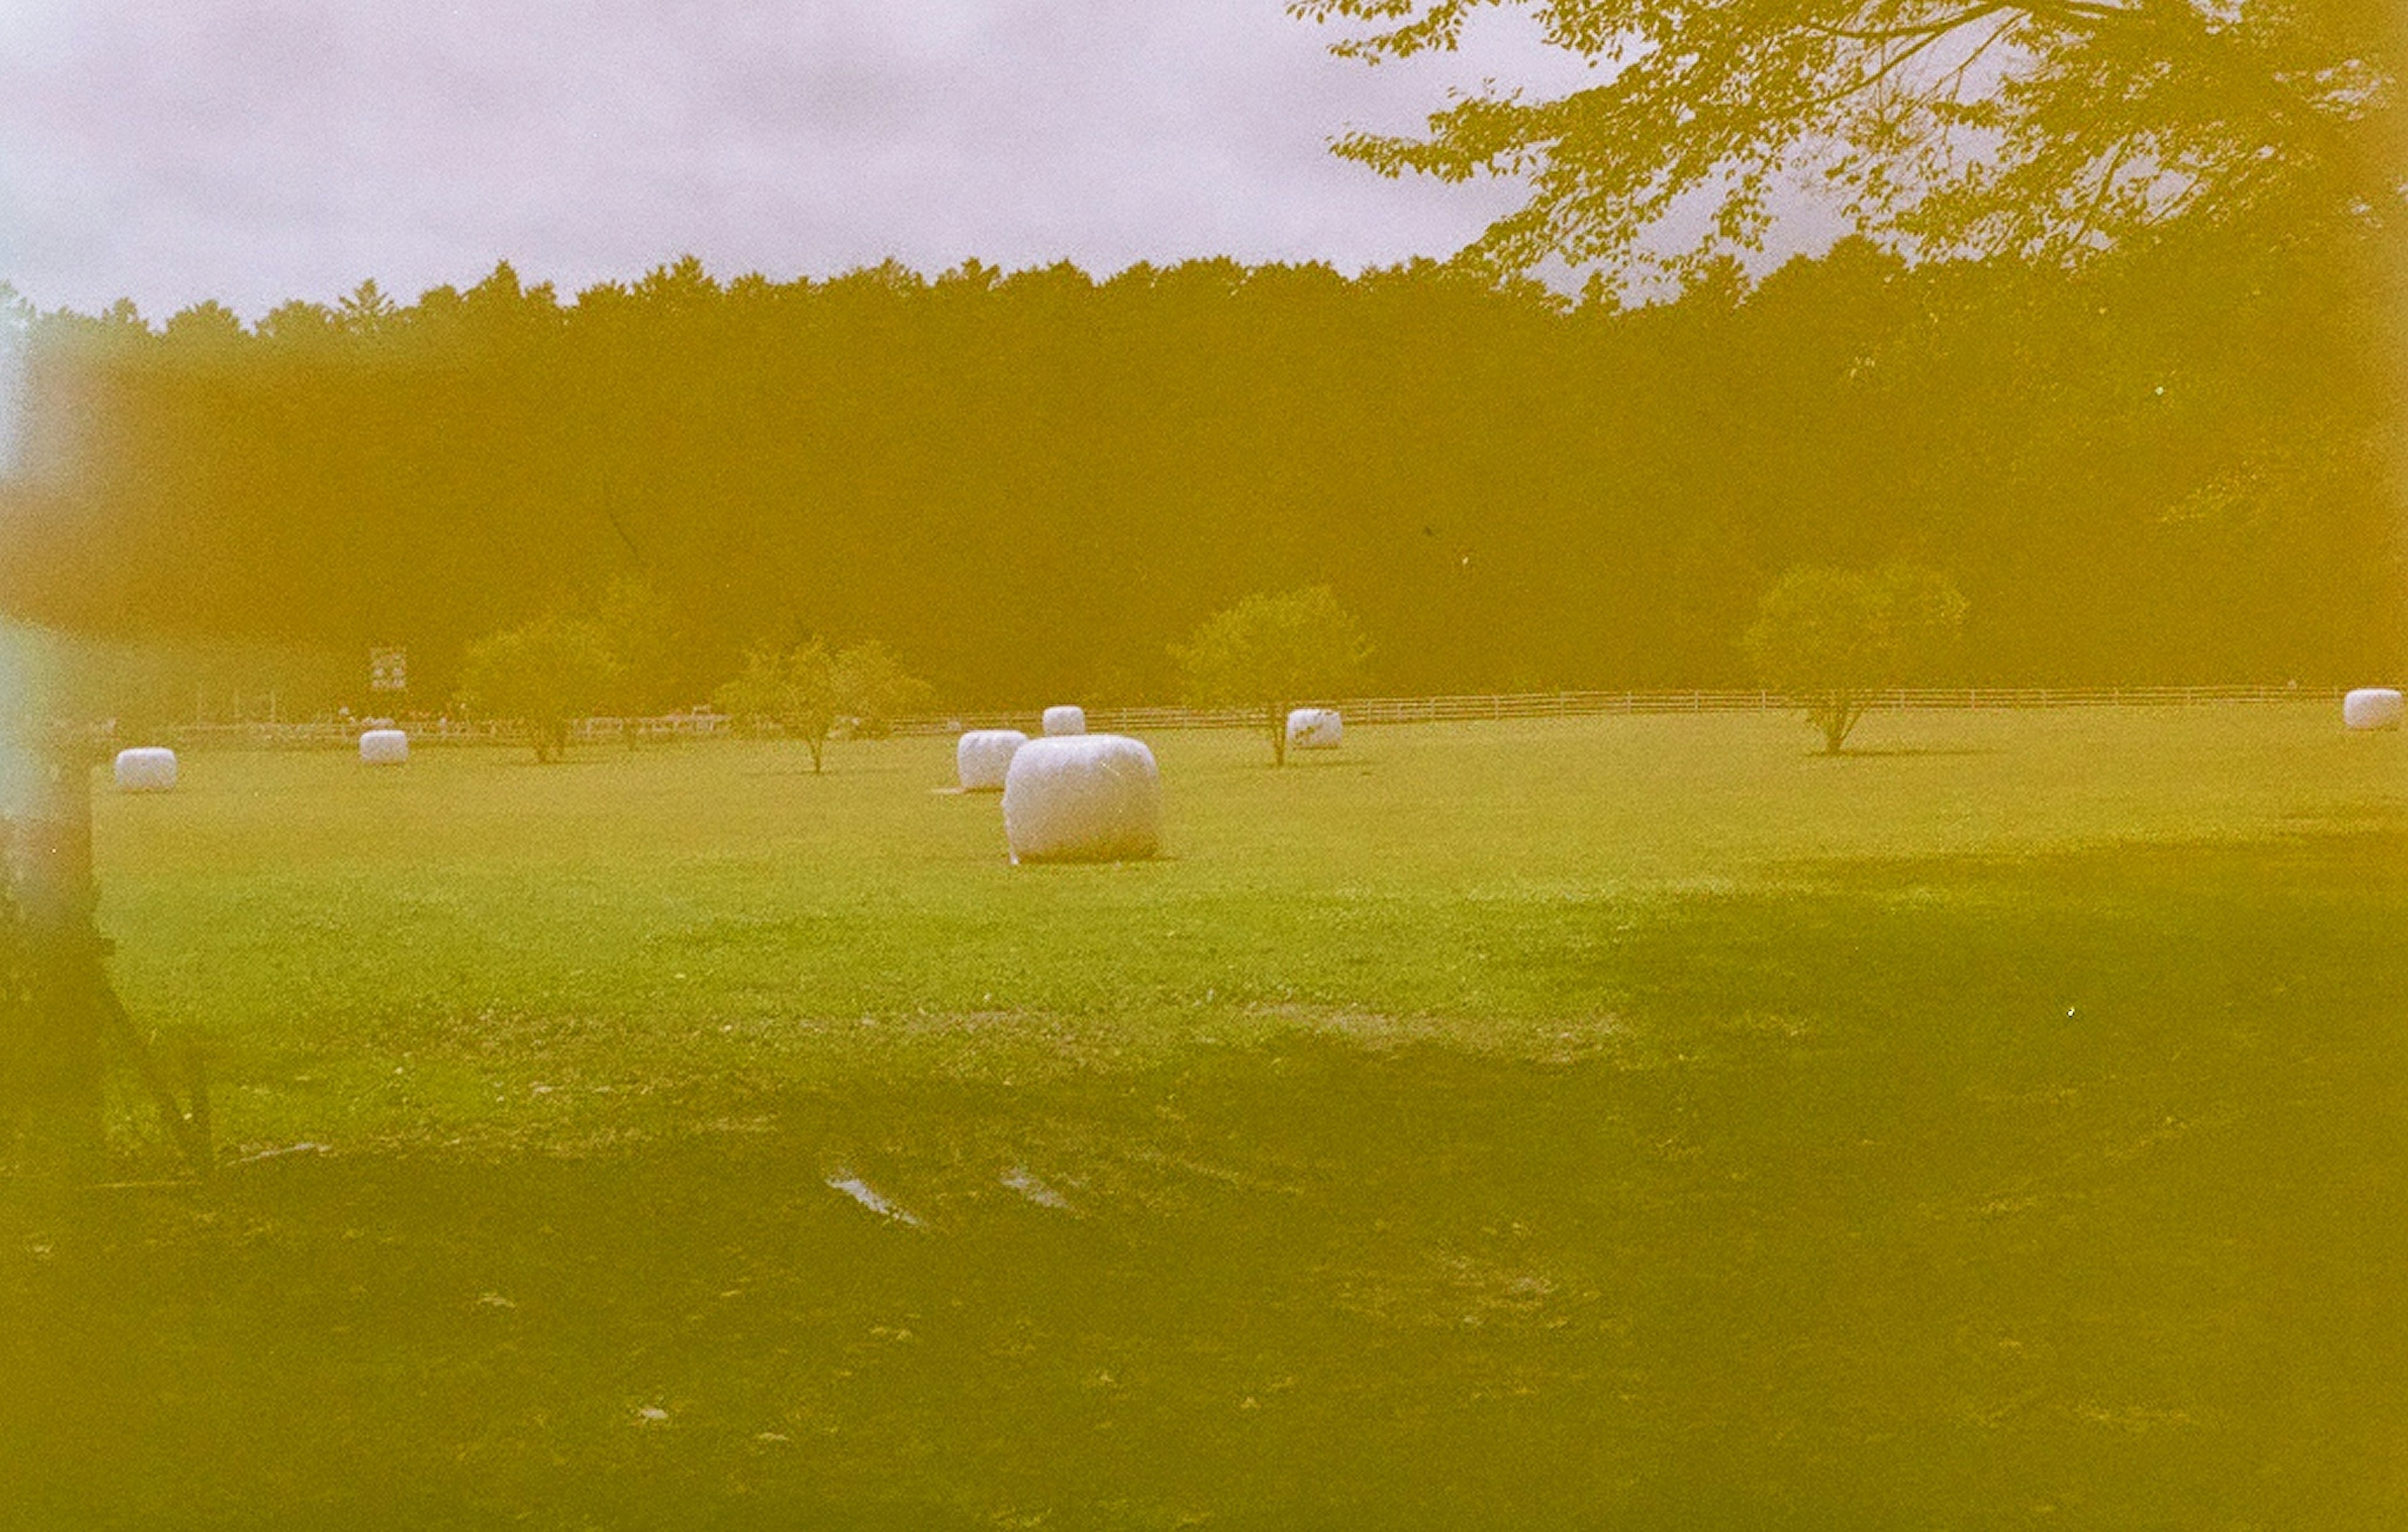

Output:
xmin=114 ymin=747 xmax=178 ymax=793
xmin=956 ymin=728 xmax=1028 ymax=791
xmin=1042 ymin=705 xmax=1087 ymax=737
xmin=1002 ymin=734 xmax=1161 ymax=864
xmin=1286 ymin=707 xmax=1343 ymax=750
xmin=359 ymin=728 xmax=409 ymax=765
xmin=2343 ymin=688 xmax=2403 ymax=730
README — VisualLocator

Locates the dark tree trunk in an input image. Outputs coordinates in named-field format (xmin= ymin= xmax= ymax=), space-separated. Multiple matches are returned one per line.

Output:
xmin=2 ymin=744 xmax=106 ymax=1177
xmin=1810 ymin=690 xmax=1865 ymax=754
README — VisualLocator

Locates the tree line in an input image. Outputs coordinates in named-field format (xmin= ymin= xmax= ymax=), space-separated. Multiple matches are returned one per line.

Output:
xmin=0 ymin=221 xmax=2397 ymax=718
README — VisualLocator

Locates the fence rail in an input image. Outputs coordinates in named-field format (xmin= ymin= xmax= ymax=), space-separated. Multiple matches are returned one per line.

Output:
xmin=155 ymin=685 xmax=2348 ymax=752
xmin=163 ymin=711 xmax=735 ymax=751
xmin=1017 ymin=685 xmax=2347 ymax=735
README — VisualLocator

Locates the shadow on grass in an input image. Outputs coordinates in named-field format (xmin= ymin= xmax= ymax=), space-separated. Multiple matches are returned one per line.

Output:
xmin=494 ymin=755 xmax=617 ymax=769
xmin=1825 ymin=744 xmax=2007 ymax=758
xmin=3 ymin=829 xmax=2402 ymax=1528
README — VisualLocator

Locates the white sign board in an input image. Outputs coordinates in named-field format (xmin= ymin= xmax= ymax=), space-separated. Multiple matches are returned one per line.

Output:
xmin=368 ymin=647 xmax=408 ymax=693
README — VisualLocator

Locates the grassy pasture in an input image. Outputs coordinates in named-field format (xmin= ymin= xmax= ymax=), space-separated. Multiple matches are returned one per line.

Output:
xmin=4 ymin=705 xmax=2404 ymax=1527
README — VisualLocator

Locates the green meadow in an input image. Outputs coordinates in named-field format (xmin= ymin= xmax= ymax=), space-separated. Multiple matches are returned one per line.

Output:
xmin=5 ymin=705 xmax=2403 ymax=1528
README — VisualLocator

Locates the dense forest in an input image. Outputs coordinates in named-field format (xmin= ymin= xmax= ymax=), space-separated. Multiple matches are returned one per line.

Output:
xmin=0 ymin=219 xmax=2399 ymax=715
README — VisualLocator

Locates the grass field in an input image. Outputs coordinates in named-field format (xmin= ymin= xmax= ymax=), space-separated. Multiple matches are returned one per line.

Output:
xmin=4 ymin=704 xmax=2404 ymax=1528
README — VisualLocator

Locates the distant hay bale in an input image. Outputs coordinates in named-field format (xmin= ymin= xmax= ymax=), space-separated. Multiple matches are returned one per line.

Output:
xmin=1286 ymin=707 xmax=1343 ymax=750
xmin=2343 ymin=688 xmax=2403 ymax=730
xmin=114 ymin=747 xmax=177 ymax=793
xmin=1042 ymin=705 xmax=1087 ymax=737
xmin=956 ymin=729 xmax=1028 ymax=791
xmin=1002 ymin=734 xmax=1161 ymax=864
xmin=359 ymin=728 xmax=409 ymax=765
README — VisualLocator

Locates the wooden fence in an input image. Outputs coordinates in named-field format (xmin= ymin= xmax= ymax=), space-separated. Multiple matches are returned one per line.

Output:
xmin=155 ymin=685 xmax=2348 ymax=752
xmin=981 ymin=685 xmax=2344 ymax=736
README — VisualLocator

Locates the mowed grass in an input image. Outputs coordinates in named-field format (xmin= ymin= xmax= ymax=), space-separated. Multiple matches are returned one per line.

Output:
xmin=87 ymin=705 xmax=2405 ymax=1147
xmin=3 ymin=705 xmax=2403 ymax=1528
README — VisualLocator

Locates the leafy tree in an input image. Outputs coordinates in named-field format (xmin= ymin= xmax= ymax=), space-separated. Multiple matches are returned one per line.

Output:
xmin=335 ymin=278 xmax=401 ymax=339
xmin=712 ymin=638 xmax=932 ymax=765
xmin=162 ymin=301 xmax=246 ymax=350
xmin=253 ymin=299 xmax=337 ymax=346
xmin=1743 ymin=563 xmax=1967 ymax=753
xmin=6 ymin=248 xmax=2396 ymax=694
xmin=1173 ymin=586 xmax=1373 ymax=764
xmin=593 ymin=575 xmax=694 ymax=717
xmin=1290 ymin=0 xmax=2403 ymax=276
xmin=831 ymin=640 xmax=934 ymax=739
xmin=713 ymin=640 xmax=840 ymax=771
xmin=457 ymin=615 xmax=620 ymax=761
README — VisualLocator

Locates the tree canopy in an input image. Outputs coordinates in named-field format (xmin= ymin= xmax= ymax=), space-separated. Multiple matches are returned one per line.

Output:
xmin=716 ymin=641 xmax=840 ymax=771
xmin=457 ymin=614 xmax=618 ymax=761
xmin=1743 ymin=562 xmax=1968 ymax=751
xmin=712 ymin=638 xmax=931 ymax=770
xmin=1291 ymin=0 xmax=2405 ymax=275
xmin=0 ymin=245 xmax=2396 ymax=711
xmin=831 ymin=640 xmax=936 ymax=741
xmin=1175 ymin=586 xmax=1373 ymax=764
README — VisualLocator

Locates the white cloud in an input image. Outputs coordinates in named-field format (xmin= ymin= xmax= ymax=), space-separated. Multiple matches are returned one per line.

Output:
xmin=0 ymin=0 xmax=1607 ymax=319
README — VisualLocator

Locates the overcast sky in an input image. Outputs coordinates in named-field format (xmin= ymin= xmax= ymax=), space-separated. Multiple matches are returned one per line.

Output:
xmin=0 ymin=0 xmax=1643 ymax=322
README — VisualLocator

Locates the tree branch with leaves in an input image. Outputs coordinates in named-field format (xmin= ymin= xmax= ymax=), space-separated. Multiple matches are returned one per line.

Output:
xmin=1291 ymin=0 xmax=2402 ymax=276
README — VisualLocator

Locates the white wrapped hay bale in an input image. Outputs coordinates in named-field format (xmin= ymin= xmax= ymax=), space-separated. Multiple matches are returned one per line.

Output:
xmin=956 ymin=728 xmax=1028 ymax=791
xmin=1042 ymin=705 xmax=1086 ymax=737
xmin=1286 ymin=707 xmax=1343 ymax=750
xmin=114 ymin=747 xmax=177 ymax=793
xmin=1002 ymin=734 xmax=1161 ymax=864
xmin=359 ymin=728 xmax=409 ymax=765
xmin=2343 ymin=688 xmax=2402 ymax=730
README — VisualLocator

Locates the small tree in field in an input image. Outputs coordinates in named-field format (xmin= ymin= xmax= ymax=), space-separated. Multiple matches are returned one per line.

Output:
xmin=458 ymin=615 xmax=619 ymax=761
xmin=1173 ymin=586 xmax=1373 ymax=765
xmin=1743 ymin=564 xmax=1967 ymax=754
xmin=714 ymin=640 xmax=840 ymax=771
xmin=712 ymin=638 xmax=932 ymax=769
